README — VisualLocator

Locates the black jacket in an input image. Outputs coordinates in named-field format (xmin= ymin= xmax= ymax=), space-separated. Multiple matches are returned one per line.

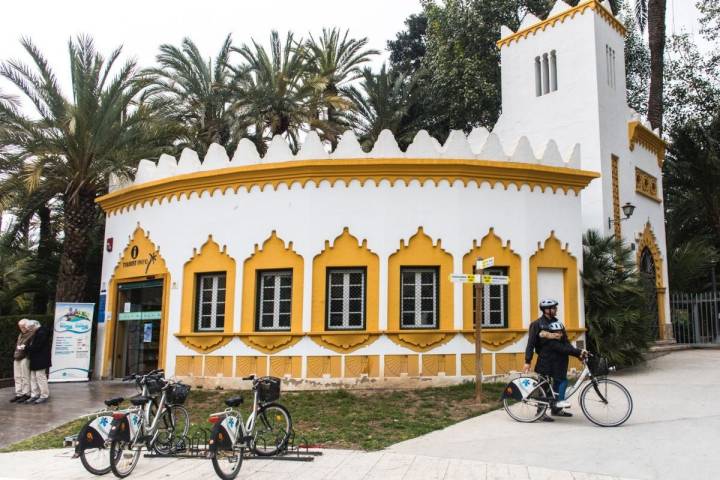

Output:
xmin=525 ymin=316 xmax=581 ymax=380
xmin=26 ymin=325 xmax=52 ymax=371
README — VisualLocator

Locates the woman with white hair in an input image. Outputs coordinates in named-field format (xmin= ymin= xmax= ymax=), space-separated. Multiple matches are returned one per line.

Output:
xmin=10 ymin=319 xmax=34 ymax=403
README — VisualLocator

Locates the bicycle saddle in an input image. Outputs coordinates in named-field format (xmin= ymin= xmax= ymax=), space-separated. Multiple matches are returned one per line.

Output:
xmin=130 ymin=395 xmax=153 ymax=406
xmin=104 ymin=396 xmax=124 ymax=407
xmin=225 ymin=396 xmax=243 ymax=407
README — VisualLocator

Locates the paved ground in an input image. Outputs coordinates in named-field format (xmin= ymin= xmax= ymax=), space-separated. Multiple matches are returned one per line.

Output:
xmin=0 ymin=381 xmax=137 ymax=448
xmin=0 ymin=350 xmax=715 ymax=479
xmin=390 ymin=349 xmax=720 ymax=480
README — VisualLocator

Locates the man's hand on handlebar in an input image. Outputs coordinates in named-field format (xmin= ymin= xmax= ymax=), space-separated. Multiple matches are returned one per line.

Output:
xmin=580 ymin=349 xmax=590 ymax=359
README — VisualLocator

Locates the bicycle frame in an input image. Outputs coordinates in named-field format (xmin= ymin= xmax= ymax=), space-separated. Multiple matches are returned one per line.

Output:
xmin=533 ymin=361 xmax=607 ymax=404
xmin=209 ymin=386 xmax=264 ymax=449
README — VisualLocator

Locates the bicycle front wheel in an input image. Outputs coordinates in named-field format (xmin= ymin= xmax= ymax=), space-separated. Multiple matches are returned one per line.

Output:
xmin=252 ymin=403 xmax=292 ymax=456
xmin=503 ymin=384 xmax=550 ymax=423
xmin=580 ymin=378 xmax=633 ymax=427
xmin=109 ymin=439 xmax=141 ymax=478
xmin=154 ymin=405 xmax=190 ymax=455
xmin=211 ymin=447 xmax=244 ymax=480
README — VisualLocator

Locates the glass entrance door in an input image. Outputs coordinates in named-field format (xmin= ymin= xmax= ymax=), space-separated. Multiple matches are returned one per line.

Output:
xmin=113 ymin=279 xmax=164 ymax=377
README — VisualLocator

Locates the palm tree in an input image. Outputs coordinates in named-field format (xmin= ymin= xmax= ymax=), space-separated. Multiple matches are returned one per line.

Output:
xmin=305 ymin=28 xmax=379 ymax=147
xmin=581 ymin=230 xmax=654 ymax=367
xmin=233 ymin=31 xmax=321 ymax=151
xmin=0 ymin=36 xmax=175 ymax=302
xmin=345 ymin=65 xmax=418 ymax=150
xmin=146 ymin=35 xmax=247 ymax=156
xmin=633 ymin=0 xmax=667 ymax=133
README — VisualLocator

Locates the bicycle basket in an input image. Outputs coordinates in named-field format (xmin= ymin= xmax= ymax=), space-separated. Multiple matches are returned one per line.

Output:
xmin=587 ymin=356 xmax=610 ymax=376
xmin=145 ymin=376 xmax=165 ymax=394
xmin=167 ymin=383 xmax=190 ymax=404
xmin=256 ymin=376 xmax=281 ymax=403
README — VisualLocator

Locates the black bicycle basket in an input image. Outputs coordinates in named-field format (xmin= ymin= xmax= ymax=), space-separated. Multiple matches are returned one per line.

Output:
xmin=167 ymin=383 xmax=190 ymax=404
xmin=587 ymin=356 xmax=610 ymax=376
xmin=145 ymin=376 xmax=165 ymax=394
xmin=256 ymin=376 xmax=281 ymax=403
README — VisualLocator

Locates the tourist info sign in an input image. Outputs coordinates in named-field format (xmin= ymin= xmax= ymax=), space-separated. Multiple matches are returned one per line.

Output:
xmin=449 ymin=274 xmax=509 ymax=285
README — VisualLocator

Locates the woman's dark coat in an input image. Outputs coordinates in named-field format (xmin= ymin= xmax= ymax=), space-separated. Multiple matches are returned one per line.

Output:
xmin=26 ymin=325 xmax=52 ymax=371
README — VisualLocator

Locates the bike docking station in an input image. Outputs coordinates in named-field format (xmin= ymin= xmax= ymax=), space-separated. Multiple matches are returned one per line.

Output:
xmin=449 ymin=256 xmax=509 ymax=402
xmin=141 ymin=426 xmax=323 ymax=462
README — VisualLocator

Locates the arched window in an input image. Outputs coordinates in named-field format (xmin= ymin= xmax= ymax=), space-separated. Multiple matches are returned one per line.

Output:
xmin=534 ymin=56 xmax=542 ymax=97
xmin=542 ymin=53 xmax=550 ymax=95
xmin=550 ymin=50 xmax=558 ymax=92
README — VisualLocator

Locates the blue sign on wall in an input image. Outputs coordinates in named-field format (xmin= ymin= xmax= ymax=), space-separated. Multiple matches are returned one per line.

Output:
xmin=98 ymin=293 xmax=106 ymax=324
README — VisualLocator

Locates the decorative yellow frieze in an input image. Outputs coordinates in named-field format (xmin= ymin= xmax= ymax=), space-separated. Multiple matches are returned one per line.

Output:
xmin=235 ymin=356 xmax=268 ymax=378
xmin=176 ymin=236 xmax=236 ymax=353
xmin=306 ymin=356 xmax=342 ymax=378
xmin=240 ymin=232 xmax=304 ymax=354
xmin=460 ymin=353 xmax=493 ymax=376
xmin=421 ymin=354 xmax=456 ymax=376
xmin=96 ymin=159 xmax=600 ymax=215
xmin=612 ymin=155 xmax=622 ymax=238
xmin=635 ymin=167 xmax=660 ymax=202
xmin=204 ymin=356 xmax=233 ymax=377
xmin=269 ymin=356 xmax=302 ymax=378
xmin=344 ymin=355 xmax=380 ymax=378
xmin=310 ymin=228 xmax=380 ymax=353
xmin=497 ymin=0 xmax=626 ymax=49
xmin=529 ymin=232 xmax=580 ymax=330
xmin=387 ymin=227 xmax=454 ymax=352
xmin=628 ymin=121 xmax=666 ymax=168
xmin=175 ymin=355 xmax=203 ymax=377
xmin=384 ymin=355 xmax=419 ymax=377
xmin=461 ymin=229 xmax=523 ymax=350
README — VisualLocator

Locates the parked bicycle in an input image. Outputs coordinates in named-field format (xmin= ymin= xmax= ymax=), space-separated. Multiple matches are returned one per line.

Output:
xmin=502 ymin=354 xmax=633 ymax=427
xmin=208 ymin=375 xmax=292 ymax=480
xmin=73 ymin=396 xmax=124 ymax=475
xmin=108 ymin=369 xmax=191 ymax=478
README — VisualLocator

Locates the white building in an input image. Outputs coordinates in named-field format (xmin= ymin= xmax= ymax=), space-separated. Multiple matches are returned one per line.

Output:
xmin=94 ymin=0 xmax=669 ymax=387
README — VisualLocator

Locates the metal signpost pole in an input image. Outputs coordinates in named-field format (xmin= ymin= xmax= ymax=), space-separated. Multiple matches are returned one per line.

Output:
xmin=474 ymin=257 xmax=484 ymax=402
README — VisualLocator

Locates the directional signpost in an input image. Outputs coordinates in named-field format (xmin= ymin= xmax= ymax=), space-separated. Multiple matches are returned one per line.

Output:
xmin=449 ymin=256 xmax=510 ymax=402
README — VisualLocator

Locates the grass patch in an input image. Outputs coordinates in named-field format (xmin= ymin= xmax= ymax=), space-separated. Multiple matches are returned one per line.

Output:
xmin=1 ymin=382 xmax=504 ymax=452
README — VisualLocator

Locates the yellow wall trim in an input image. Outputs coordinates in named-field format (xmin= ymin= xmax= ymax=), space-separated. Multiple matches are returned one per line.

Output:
xmin=103 ymin=225 xmax=170 ymax=378
xmin=177 ymin=236 xmax=236 ymax=353
xmin=612 ymin=155 xmax=622 ymax=238
xmin=310 ymin=228 xmax=380 ymax=353
xmin=636 ymin=222 xmax=666 ymax=337
xmin=344 ymin=355 xmax=380 ymax=378
xmin=529 ymin=231 xmax=580 ymax=329
xmin=387 ymin=227 xmax=454 ymax=352
xmin=497 ymin=0 xmax=626 ymax=49
xmin=96 ymin=158 xmax=599 ymax=215
xmin=635 ymin=167 xmax=661 ymax=203
xmin=461 ymin=228 xmax=523 ymax=350
xmin=628 ymin=121 xmax=666 ymax=168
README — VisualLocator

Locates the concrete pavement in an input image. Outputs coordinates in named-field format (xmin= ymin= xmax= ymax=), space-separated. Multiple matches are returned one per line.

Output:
xmin=390 ymin=349 xmax=720 ymax=480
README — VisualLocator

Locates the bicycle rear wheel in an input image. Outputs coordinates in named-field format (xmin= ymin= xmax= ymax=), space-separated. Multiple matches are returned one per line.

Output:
xmin=109 ymin=439 xmax=141 ymax=478
xmin=503 ymin=384 xmax=550 ymax=422
xmin=211 ymin=447 xmax=244 ymax=480
xmin=79 ymin=445 xmax=111 ymax=476
xmin=580 ymin=378 xmax=633 ymax=427
xmin=252 ymin=403 xmax=291 ymax=456
xmin=154 ymin=405 xmax=190 ymax=454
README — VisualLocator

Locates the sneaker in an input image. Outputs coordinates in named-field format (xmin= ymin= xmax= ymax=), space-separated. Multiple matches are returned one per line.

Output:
xmin=541 ymin=415 xmax=555 ymax=422
xmin=10 ymin=395 xmax=28 ymax=403
xmin=555 ymin=400 xmax=571 ymax=409
xmin=23 ymin=396 xmax=39 ymax=404
xmin=551 ymin=410 xmax=573 ymax=417
xmin=34 ymin=397 xmax=49 ymax=404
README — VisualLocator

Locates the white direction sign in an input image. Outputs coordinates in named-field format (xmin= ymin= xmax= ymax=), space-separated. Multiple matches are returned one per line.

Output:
xmin=476 ymin=257 xmax=495 ymax=270
xmin=449 ymin=274 xmax=509 ymax=285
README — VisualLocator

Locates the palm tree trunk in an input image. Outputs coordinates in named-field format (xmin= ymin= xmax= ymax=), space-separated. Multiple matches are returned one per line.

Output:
xmin=647 ymin=0 xmax=666 ymax=133
xmin=32 ymin=204 xmax=52 ymax=313
xmin=55 ymin=188 xmax=97 ymax=302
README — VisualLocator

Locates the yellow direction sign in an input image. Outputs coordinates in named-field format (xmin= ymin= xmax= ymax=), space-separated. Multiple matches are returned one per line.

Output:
xmin=449 ymin=274 xmax=509 ymax=285
xmin=476 ymin=257 xmax=495 ymax=270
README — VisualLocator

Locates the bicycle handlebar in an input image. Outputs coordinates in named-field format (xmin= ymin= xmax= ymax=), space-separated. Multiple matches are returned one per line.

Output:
xmin=242 ymin=375 xmax=255 ymax=381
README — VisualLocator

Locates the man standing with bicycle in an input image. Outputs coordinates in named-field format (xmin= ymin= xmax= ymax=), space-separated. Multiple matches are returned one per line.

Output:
xmin=523 ymin=299 xmax=587 ymax=421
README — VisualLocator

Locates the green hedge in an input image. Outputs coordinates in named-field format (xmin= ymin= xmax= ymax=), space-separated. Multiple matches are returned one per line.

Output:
xmin=0 ymin=315 xmax=54 ymax=379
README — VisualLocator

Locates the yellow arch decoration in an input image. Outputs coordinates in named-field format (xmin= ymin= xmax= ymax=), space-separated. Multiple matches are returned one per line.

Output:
xmin=309 ymin=228 xmax=380 ymax=353
xmin=102 ymin=225 xmax=170 ymax=378
xmin=387 ymin=227 xmax=454 ymax=352
xmin=636 ymin=222 xmax=667 ymax=338
xmin=462 ymin=229 xmax=525 ymax=350
xmin=240 ymin=231 xmax=303 ymax=353
xmin=529 ymin=232 xmax=580 ymax=332
xmin=175 ymin=236 xmax=236 ymax=353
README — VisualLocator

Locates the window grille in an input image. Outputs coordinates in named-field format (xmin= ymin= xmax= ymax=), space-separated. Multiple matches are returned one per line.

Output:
xmin=400 ymin=267 xmax=439 ymax=328
xmin=327 ymin=268 xmax=366 ymax=330
xmin=472 ymin=267 xmax=509 ymax=328
xmin=257 ymin=270 xmax=292 ymax=331
xmin=196 ymin=273 xmax=226 ymax=331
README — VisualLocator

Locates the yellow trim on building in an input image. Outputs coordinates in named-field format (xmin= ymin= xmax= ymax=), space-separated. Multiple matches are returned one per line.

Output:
xmin=635 ymin=167 xmax=661 ymax=203
xmin=421 ymin=354 xmax=456 ymax=376
xmin=306 ymin=356 xmax=343 ymax=378
xmin=96 ymin=158 xmax=600 ymax=215
xmin=102 ymin=226 xmax=170 ymax=378
xmin=461 ymin=228 xmax=523 ymax=350
xmin=384 ymin=354 xmax=420 ymax=377
xmin=496 ymin=0 xmax=626 ymax=49
xmin=611 ymin=155 xmax=622 ymax=238
xmin=628 ymin=121 xmax=666 ymax=168
xmin=175 ymin=236 xmax=236 ymax=353
xmin=387 ymin=227 xmax=454 ymax=352
xmin=344 ymin=355 xmax=380 ymax=378
xmin=240 ymin=231 xmax=304 ymax=354
xmin=235 ymin=355 xmax=268 ymax=378
xmin=636 ymin=222 xmax=667 ymax=338
xmin=310 ymin=228 xmax=381 ymax=353
xmin=529 ymin=232 xmax=580 ymax=330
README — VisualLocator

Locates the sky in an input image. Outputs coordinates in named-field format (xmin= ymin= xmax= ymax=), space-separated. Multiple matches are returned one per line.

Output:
xmin=0 ymin=0 xmax=709 ymax=101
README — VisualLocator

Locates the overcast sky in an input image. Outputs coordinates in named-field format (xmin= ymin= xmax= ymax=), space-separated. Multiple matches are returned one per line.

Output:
xmin=0 ymin=0 xmax=708 ymax=99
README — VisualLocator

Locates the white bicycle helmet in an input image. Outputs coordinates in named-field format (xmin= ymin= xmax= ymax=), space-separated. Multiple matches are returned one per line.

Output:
xmin=539 ymin=299 xmax=558 ymax=310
